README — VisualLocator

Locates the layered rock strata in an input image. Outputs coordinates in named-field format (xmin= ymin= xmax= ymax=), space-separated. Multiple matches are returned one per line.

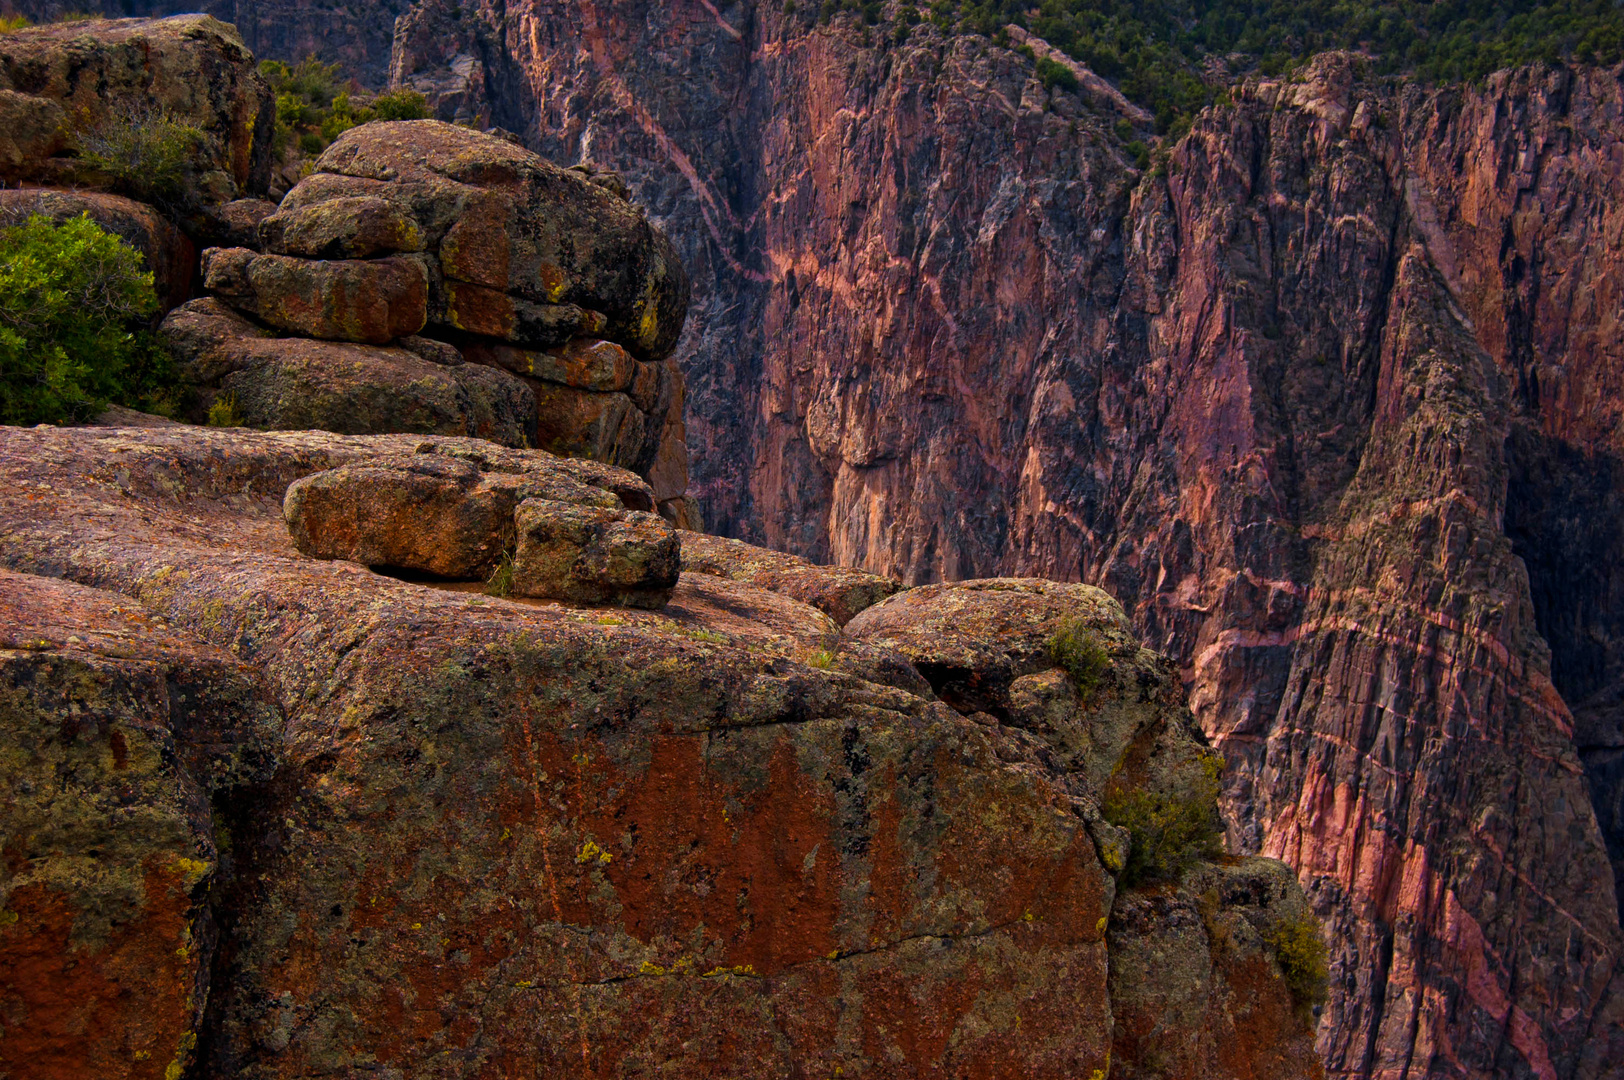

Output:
xmin=284 ymin=445 xmax=682 ymax=606
xmin=165 ymin=120 xmax=695 ymax=520
xmin=382 ymin=6 xmax=1624 ymax=1075
xmin=0 ymin=423 xmax=1322 ymax=1078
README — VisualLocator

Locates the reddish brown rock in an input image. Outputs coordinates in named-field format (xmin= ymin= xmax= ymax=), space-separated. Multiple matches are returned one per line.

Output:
xmin=202 ymin=247 xmax=429 ymax=344
xmin=301 ymin=120 xmax=690 ymax=361
xmin=511 ymin=498 xmax=680 ymax=607
xmin=160 ymin=297 xmax=536 ymax=447
xmin=0 ymin=569 xmax=277 ymax=1080
xmin=0 ymin=423 xmax=1319 ymax=1079
xmin=258 ymin=194 xmax=424 ymax=260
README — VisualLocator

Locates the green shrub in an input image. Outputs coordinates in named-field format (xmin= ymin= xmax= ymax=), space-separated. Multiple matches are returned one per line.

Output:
xmin=262 ymin=58 xmax=431 ymax=157
xmin=0 ymin=214 xmax=176 ymax=425
xmin=76 ymin=104 xmax=209 ymax=208
xmin=372 ymin=88 xmax=430 ymax=121
xmin=0 ymin=14 xmax=30 ymax=31
xmin=1035 ymin=56 xmax=1079 ymax=91
xmin=1048 ymin=617 xmax=1110 ymax=697
xmin=1270 ymin=912 xmax=1330 ymax=1012
xmin=206 ymin=392 xmax=245 ymax=428
xmin=1101 ymin=752 xmax=1224 ymax=887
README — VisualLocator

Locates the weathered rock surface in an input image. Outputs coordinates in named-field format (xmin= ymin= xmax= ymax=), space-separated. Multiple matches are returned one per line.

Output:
xmin=160 ymin=298 xmax=537 ymax=447
xmin=0 ymin=188 xmax=196 ymax=310
xmin=0 ymin=15 xmax=273 ymax=202
xmin=0 ymin=568 xmax=278 ymax=1080
xmin=381 ymin=6 xmax=1624 ymax=1073
xmin=174 ymin=119 xmax=693 ymax=504
xmin=682 ymin=532 xmax=905 ymax=627
xmin=0 ymin=422 xmax=1321 ymax=1079
xmin=282 ymin=120 xmax=690 ymax=361
xmin=283 ymin=445 xmax=679 ymax=607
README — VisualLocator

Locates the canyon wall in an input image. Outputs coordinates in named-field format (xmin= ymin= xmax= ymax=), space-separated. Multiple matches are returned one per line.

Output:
xmin=382 ymin=4 xmax=1624 ymax=1076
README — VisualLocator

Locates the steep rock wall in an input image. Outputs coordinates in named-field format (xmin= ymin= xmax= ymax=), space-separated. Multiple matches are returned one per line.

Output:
xmin=381 ymin=5 xmax=1624 ymax=1076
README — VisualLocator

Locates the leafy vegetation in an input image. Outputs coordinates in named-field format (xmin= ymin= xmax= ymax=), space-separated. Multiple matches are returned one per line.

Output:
xmin=1270 ymin=912 xmax=1331 ymax=1013
xmin=260 ymin=57 xmax=430 ymax=158
xmin=1101 ymin=751 xmax=1225 ymax=886
xmin=206 ymin=392 xmax=245 ymax=428
xmin=0 ymin=214 xmax=177 ymax=425
xmin=76 ymin=104 xmax=210 ymax=208
xmin=828 ymin=1 xmax=1624 ymax=134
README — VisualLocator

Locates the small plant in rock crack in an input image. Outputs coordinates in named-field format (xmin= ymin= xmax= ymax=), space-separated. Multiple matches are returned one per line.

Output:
xmin=76 ymin=103 xmax=211 ymax=209
xmin=1101 ymin=752 xmax=1224 ymax=887
xmin=1048 ymin=617 xmax=1110 ymax=699
xmin=484 ymin=549 xmax=516 ymax=597
xmin=1270 ymin=911 xmax=1330 ymax=1017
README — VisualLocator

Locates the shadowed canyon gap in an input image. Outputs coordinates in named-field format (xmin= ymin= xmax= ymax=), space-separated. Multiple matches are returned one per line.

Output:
xmin=386 ymin=6 xmax=1624 ymax=1077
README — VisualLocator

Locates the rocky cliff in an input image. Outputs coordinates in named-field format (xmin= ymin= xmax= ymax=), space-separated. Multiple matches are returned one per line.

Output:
xmin=0 ymin=423 xmax=1324 ymax=1078
xmin=376 ymin=4 xmax=1624 ymax=1076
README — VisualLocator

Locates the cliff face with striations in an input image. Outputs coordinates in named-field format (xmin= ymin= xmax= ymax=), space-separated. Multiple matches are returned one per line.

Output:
xmin=381 ymin=5 xmax=1624 ymax=1076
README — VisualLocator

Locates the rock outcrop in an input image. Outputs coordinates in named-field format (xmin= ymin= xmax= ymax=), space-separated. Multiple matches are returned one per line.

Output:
xmin=381 ymin=6 xmax=1624 ymax=1076
xmin=164 ymin=120 xmax=694 ymax=517
xmin=0 ymin=422 xmax=1323 ymax=1078
xmin=0 ymin=14 xmax=273 ymax=207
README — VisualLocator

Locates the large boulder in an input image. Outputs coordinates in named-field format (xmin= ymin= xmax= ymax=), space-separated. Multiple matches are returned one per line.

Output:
xmin=0 ymin=15 xmax=274 ymax=203
xmin=160 ymin=298 xmax=537 ymax=447
xmin=0 ymin=569 xmax=278 ymax=1080
xmin=265 ymin=121 xmax=690 ymax=360
xmin=283 ymin=445 xmax=679 ymax=607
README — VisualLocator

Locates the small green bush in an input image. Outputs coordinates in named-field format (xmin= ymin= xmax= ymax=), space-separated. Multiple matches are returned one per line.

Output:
xmin=263 ymin=58 xmax=431 ymax=157
xmin=1048 ymin=617 xmax=1110 ymax=697
xmin=371 ymin=89 xmax=430 ymax=122
xmin=0 ymin=14 xmax=30 ymax=31
xmin=76 ymin=104 xmax=209 ymax=208
xmin=1101 ymin=752 xmax=1224 ymax=886
xmin=1036 ymin=56 xmax=1079 ymax=91
xmin=1270 ymin=912 xmax=1330 ymax=1012
xmin=0 ymin=214 xmax=176 ymax=425
xmin=206 ymin=392 xmax=245 ymax=428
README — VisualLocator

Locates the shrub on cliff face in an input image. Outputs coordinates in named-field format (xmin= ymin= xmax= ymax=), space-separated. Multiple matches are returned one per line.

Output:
xmin=1102 ymin=751 xmax=1225 ymax=886
xmin=1049 ymin=617 xmax=1110 ymax=698
xmin=0 ymin=214 xmax=176 ymax=425
xmin=1270 ymin=912 xmax=1331 ymax=1015
xmin=76 ymin=104 xmax=211 ymax=209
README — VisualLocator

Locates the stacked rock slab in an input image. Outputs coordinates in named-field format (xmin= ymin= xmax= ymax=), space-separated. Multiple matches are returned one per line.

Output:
xmin=0 ymin=423 xmax=1323 ymax=1079
xmin=284 ymin=442 xmax=681 ymax=608
xmin=166 ymin=120 xmax=695 ymax=523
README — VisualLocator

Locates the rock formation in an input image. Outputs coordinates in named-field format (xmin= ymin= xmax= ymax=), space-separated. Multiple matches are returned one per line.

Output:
xmin=380 ymin=5 xmax=1624 ymax=1075
xmin=0 ymin=15 xmax=274 ymax=216
xmin=0 ymin=422 xmax=1322 ymax=1078
xmin=162 ymin=119 xmax=696 ymax=521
